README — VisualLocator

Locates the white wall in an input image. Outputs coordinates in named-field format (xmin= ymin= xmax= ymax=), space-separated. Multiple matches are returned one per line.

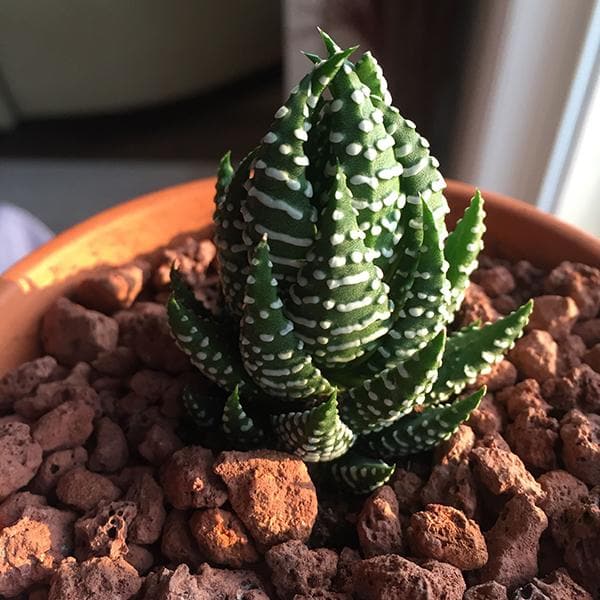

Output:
xmin=451 ymin=0 xmax=595 ymax=206
xmin=554 ymin=56 xmax=600 ymax=236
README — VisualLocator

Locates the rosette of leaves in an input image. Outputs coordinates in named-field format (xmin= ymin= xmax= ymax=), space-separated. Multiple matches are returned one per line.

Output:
xmin=168 ymin=31 xmax=532 ymax=494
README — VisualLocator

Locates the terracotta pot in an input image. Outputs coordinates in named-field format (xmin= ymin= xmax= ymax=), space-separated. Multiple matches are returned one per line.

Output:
xmin=0 ymin=178 xmax=598 ymax=377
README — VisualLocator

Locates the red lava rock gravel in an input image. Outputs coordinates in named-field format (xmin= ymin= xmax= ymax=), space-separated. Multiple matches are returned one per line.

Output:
xmin=160 ymin=445 xmax=228 ymax=510
xmin=408 ymin=503 xmax=488 ymax=570
xmin=265 ymin=540 xmax=338 ymax=599
xmin=72 ymin=263 xmax=147 ymax=314
xmin=41 ymin=297 xmax=119 ymax=366
xmin=48 ymin=556 xmax=142 ymax=600
xmin=356 ymin=485 xmax=404 ymax=557
xmin=56 ymin=466 xmax=122 ymax=512
xmin=0 ymin=422 xmax=43 ymax=501
xmin=214 ymin=449 xmax=318 ymax=548
xmin=477 ymin=493 xmax=548 ymax=589
xmin=190 ymin=507 xmax=259 ymax=568
xmin=0 ymin=241 xmax=599 ymax=598
xmin=74 ymin=500 xmax=137 ymax=560
xmin=352 ymin=554 xmax=465 ymax=600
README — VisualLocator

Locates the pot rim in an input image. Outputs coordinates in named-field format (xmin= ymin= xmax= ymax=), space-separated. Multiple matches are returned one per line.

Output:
xmin=3 ymin=178 xmax=598 ymax=283
xmin=0 ymin=177 xmax=598 ymax=376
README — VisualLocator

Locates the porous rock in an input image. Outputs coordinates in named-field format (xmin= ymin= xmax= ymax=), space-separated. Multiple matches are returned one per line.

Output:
xmin=161 ymin=446 xmax=227 ymax=510
xmin=48 ymin=556 xmax=141 ymax=600
xmin=505 ymin=408 xmax=559 ymax=470
xmin=115 ymin=302 xmax=189 ymax=373
xmin=537 ymin=469 xmax=589 ymax=520
xmin=422 ymin=461 xmax=478 ymax=519
xmin=125 ymin=472 xmax=166 ymax=545
xmin=196 ymin=563 xmax=270 ymax=600
xmin=542 ymin=363 xmax=600 ymax=413
xmin=467 ymin=394 xmax=505 ymax=435
xmin=514 ymin=568 xmax=592 ymax=600
xmin=497 ymin=378 xmax=551 ymax=419
xmin=356 ymin=485 xmax=403 ymax=557
xmin=458 ymin=283 xmax=499 ymax=327
xmin=190 ymin=508 xmax=259 ymax=568
xmin=214 ymin=449 xmax=318 ymax=548
xmin=471 ymin=446 xmax=544 ymax=500
xmin=560 ymin=409 xmax=600 ymax=486
xmin=31 ymin=399 xmax=95 ymax=453
xmin=544 ymin=261 xmax=600 ymax=319
xmin=584 ymin=342 xmax=600 ymax=373
xmin=352 ymin=554 xmax=465 ymax=600
xmin=265 ymin=540 xmax=338 ymax=599
xmin=434 ymin=424 xmax=475 ymax=465
xmin=138 ymin=423 xmax=183 ymax=466
xmin=30 ymin=446 xmax=88 ymax=494
xmin=42 ymin=297 xmax=118 ymax=365
xmin=0 ymin=491 xmax=47 ymax=528
xmin=88 ymin=417 xmax=129 ymax=473
xmin=574 ymin=318 xmax=600 ymax=347
xmin=0 ymin=422 xmax=43 ymax=501
xmin=408 ymin=503 xmax=487 ymax=570
xmin=389 ymin=467 xmax=424 ymax=513
xmin=551 ymin=487 xmax=600 ymax=595
xmin=73 ymin=264 xmax=146 ymax=314
xmin=123 ymin=543 xmax=154 ymax=575
xmin=526 ymin=295 xmax=579 ymax=339
xmin=92 ymin=346 xmax=138 ymax=377
xmin=14 ymin=377 xmax=98 ymax=422
xmin=475 ymin=359 xmax=517 ymax=392
xmin=0 ymin=506 xmax=75 ymax=597
xmin=463 ymin=582 xmax=508 ymax=600
xmin=477 ymin=494 xmax=547 ymax=589
xmin=56 ymin=467 xmax=121 ymax=512
xmin=473 ymin=265 xmax=515 ymax=297
xmin=75 ymin=500 xmax=137 ymax=560
xmin=332 ymin=547 xmax=360 ymax=595
xmin=560 ymin=333 xmax=587 ymax=371
xmin=293 ymin=591 xmax=352 ymax=600
xmin=509 ymin=329 xmax=559 ymax=382
xmin=0 ymin=355 xmax=60 ymax=411
xmin=160 ymin=509 xmax=204 ymax=568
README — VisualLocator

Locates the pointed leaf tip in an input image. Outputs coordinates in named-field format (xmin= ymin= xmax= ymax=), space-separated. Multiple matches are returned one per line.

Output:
xmin=364 ymin=386 xmax=486 ymax=459
xmin=271 ymin=389 xmax=355 ymax=462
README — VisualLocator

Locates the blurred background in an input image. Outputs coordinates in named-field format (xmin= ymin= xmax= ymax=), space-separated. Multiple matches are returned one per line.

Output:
xmin=1 ymin=0 xmax=599 ymax=269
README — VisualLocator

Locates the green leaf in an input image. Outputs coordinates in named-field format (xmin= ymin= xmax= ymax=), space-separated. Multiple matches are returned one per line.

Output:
xmin=359 ymin=201 xmax=450 ymax=373
xmin=370 ymin=94 xmax=448 ymax=240
xmin=355 ymin=51 xmax=392 ymax=105
xmin=318 ymin=31 xmax=405 ymax=273
xmin=304 ymin=100 xmax=332 ymax=204
xmin=271 ymin=390 xmax=356 ymax=462
xmin=214 ymin=151 xmax=234 ymax=205
xmin=287 ymin=166 xmax=393 ymax=367
xmin=340 ymin=330 xmax=446 ymax=434
xmin=169 ymin=267 xmax=212 ymax=320
xmin=430 ymin=301 xmax=533 ymax=403
xmin=386 ymin=196 xmax=424 ymax=310
xmin=444 ymin=190 xmax=486 ymax=316
xmin=315 ymin=451 xmax=395 ymax=494
xmin=239 ymin=237 xmax=333 ymax=400
xmin=363 ymin=387 xmax=486 ymax=458
xmin=214 ymin=149 xmax=257 ymax=315
xmin=243 ymin=48 xmax=355 ymax=283
xmin=181 ymin=383 xmax=224 ymax=430
xmin=167 ymin=291 xmax=258 ymax=396
xmin=222 ymin=386 xmax=265 ymax=448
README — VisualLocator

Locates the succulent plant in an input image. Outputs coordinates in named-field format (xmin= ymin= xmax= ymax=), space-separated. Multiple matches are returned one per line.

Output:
xmin=167 ymin=31 xmax=532 ymax=494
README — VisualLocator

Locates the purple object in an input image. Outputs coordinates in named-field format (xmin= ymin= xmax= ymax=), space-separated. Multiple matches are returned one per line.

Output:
xmin=0 ymin=203 xmax=53 ymax=273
